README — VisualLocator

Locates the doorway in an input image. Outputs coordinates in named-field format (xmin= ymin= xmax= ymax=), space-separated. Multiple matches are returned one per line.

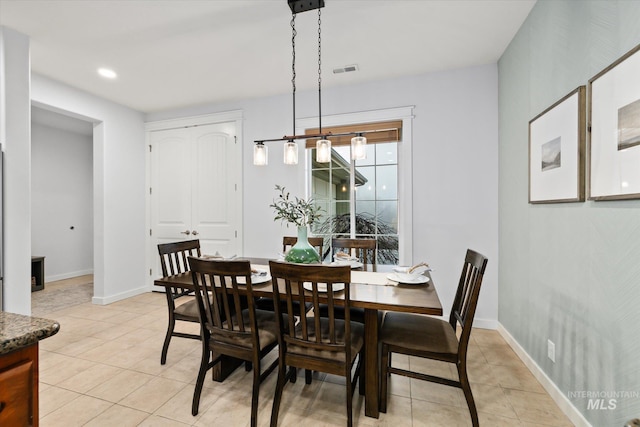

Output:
xmin=30 ymin=106 xmax=94 ymax=312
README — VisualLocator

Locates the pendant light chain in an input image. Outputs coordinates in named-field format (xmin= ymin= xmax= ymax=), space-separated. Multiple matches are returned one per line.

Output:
xmin=317 ymin=8 xmax=322 ymax=133
xmin=291 ymin=13 xmax=297 ymax=136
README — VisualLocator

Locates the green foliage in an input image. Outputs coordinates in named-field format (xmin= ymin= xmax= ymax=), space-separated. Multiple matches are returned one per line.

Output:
xmin=270 ymin=185 xmax=324 ymax=227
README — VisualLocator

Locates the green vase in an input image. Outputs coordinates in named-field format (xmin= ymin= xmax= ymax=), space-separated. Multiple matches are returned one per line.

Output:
xmin=285 ymin=226 xmax=321 ymax=264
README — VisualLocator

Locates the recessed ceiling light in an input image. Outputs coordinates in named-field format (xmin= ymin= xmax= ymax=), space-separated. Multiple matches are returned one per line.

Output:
xmin=97 ymin=68 xmax=117 ymax=79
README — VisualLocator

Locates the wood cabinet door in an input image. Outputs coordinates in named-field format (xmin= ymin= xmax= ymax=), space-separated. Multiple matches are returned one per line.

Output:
xmin=0 ymin=359 xmax=35 ymax=426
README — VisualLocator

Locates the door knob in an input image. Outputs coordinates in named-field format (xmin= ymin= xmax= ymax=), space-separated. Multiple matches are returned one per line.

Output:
xmin=192 ymin=230 xmax=199 ymax=236
xmin=180 ymin=230 xmax=191 ymax=235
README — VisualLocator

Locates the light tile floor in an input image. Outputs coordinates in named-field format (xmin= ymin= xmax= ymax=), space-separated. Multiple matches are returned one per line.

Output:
xmin=34 ymin=279 xmax=574 ymax=426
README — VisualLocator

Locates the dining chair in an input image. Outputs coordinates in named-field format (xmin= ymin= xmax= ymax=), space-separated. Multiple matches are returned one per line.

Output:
xmin=254 ymin=236 xmax=321 ymax=315
xmin=379 ymin=249 xmax=488 ymax=427
xmin=157 ymin=239 xmax=202 ymax=365
xmin=316 ymin=238 xmax=378 ymax=324
xmin=331 ymin=238 xmax=377 ymax=271
xmin=283 ymin=235 xmax=325 ymax=260
xmin=268 ymin=261 xmax=364 ymax=427
xmin=188 ymin=257 xmax=279 ymax=426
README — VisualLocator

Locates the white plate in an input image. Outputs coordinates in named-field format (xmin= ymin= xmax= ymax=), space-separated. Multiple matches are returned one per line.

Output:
xmin=331 ymin=261 xmax=364 ymax=269
xmin=303 ymin=282 xmax=346 ymax=292
xmin=386 ymin=273 xmax=430 ymax=285
xmin=237 ymin=271 xmax=271 ymax=285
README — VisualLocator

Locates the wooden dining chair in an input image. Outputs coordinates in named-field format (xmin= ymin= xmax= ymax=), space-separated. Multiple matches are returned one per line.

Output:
xmin=316 ymin=238 xmax=378 ymax=324
xmin=268 ymin=261 xmax=364 ymax=427
xmin=255 ymin=236 xmax=322 ymax=315
xmin=188 ymin=257 xmax=279 ymax=426
xmin=331 ymin=238 xmax=377 ymax=271
xmin=379 ymin=249 xmax=488 ymax=427
xmin=157 ymin=239 xmax=202 ymax=365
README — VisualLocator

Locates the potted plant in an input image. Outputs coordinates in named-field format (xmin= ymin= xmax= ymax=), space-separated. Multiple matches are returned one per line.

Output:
xmin=271 ymin=185 xmax=323 ymax=263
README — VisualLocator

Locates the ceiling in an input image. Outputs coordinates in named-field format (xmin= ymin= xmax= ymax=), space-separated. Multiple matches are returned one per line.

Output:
xmin=1 ymin=0 xmax=536 ymax=114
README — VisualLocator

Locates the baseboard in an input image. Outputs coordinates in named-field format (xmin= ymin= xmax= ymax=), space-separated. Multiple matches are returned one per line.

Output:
xmin=440 ymin=313 xmax=498 ymax=330
xmin=471 ymin=317 xmax=498 ymax=330
xmin=46 ymin=269 xmax=94 ymax=283
xmin=497 ymin=323 xmax=592 ymax=427
xmin=92 ymin=286 xmax=148 ymax=305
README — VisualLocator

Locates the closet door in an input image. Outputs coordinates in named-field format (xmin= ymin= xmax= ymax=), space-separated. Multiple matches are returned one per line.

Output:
xmin=150 ymin=128 xmax=192 ymax=241
xmin=150 ymin=121 xmax=241 ymax=277
xmin=190 ymin=123 xmax=241 ymax=256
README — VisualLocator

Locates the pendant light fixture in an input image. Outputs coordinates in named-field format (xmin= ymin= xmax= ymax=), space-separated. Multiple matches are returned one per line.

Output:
xmin=314 ymin=5 xmax=331 ymax=164
xmin=253 ymin=142 xmax=268 ymax=166
xmin=316 ymin=139 xmax=331 ymax=163
xmin=253 ymin=0 xmax=328 ymax=166
xmin=283 ymin=140 xmax=298 ymax=164
xmin=351 ymin=133 xmax=367 ymax=160
xmin=253 ymin=1 xmax=373 ymax=165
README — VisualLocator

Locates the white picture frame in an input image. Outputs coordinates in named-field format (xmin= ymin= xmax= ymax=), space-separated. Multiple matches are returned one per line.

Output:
xmin=589 ymin=44 xmax=640 ymax=200
xmin=529 ymin=86 xmax=586 ymax=203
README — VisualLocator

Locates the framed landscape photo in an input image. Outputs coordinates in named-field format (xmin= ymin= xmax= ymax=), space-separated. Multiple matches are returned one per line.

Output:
xmin=529 ymin=86 xmax=586 ymax=203
xmin=589 ymin=43 xmax=640 ymax=200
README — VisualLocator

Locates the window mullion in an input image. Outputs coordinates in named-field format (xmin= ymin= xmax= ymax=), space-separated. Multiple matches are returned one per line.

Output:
xmin=350 ymin=159 xmax=356 ymax=238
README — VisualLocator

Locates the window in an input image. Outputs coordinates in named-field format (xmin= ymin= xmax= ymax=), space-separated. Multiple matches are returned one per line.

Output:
xmin=306 ymin=121 xmax=402 ymax=265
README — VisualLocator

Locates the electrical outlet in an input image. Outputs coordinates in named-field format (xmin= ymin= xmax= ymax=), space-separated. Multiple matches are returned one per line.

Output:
xmin=548 ymin=339 xmax=555 ymax=363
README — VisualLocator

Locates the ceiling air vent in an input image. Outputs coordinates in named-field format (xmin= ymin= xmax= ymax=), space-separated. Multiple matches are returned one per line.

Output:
xmin=333 ymin=64 xmax=359 ymax=74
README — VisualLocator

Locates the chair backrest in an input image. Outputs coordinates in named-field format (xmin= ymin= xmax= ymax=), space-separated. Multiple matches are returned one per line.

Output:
xmin=449 ymin=249 xmax=488 ymax=354
xmin=331 ymin=238 xmax=377 ymax=271
xmin=268 ymin=261 xmax=352 ymax=358
xmin=188 ymin=257 xmax=259 ymax=351
xmin=283 ymin=236 xmax=324 ymax=258
xmin=158 ymin=239 xmax=201 ymax=276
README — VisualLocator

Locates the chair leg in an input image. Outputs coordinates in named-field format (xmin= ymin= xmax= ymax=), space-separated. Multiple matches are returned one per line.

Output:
xmin=250 ymin=360 xmax=260 ymax=427
xmin=358 ymin=350 xmax=365 ymax=396
xmin=379 ymin=344 xmax=390 ymax=413
xmin=161 ymin=298 xmax=176 ymax=365
xmin=290 ymin=367 xmax=297 ymax=383
xmin=305 ymin=369 xmax=312 ymax=384
xmin=458 ymin=361 xmax=479 ymax=427
xmin=192 ymin=347 xmax=210 ymax=416
xmin=345 ymin=368 xmax=354 ymax=427
xmin=270 ymin=362 xmax=287 ymax=427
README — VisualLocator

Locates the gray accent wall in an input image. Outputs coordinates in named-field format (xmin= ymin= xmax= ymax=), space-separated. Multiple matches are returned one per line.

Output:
xmin=498 ymin=1 xmax=640 ymax=425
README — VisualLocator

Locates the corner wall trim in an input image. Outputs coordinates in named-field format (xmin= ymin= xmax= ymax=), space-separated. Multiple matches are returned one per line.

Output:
xmin=497 ymin=323 xmax=592 ymax=427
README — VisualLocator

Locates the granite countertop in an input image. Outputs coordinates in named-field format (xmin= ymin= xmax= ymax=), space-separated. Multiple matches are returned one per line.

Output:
xmin=0 ymin=311 xmax=60 ymax=355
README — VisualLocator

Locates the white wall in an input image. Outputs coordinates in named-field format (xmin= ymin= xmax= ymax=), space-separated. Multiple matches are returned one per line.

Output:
xmin=147 ymin=64 xmax=500 ymax=326
xmin=31 ymin=115 xmax=93 ymax=281
xmin=0 ymin=27 xmax=32 ymax=314
xmin=31 ymin=74 xmax=146 ymax=305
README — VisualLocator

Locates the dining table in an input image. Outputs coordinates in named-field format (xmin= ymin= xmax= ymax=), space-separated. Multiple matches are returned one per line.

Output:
xmin=154 ymin=257 xmax=443 ymax=419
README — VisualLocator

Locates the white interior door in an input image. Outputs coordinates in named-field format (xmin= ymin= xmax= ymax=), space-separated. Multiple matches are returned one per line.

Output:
xmin=149 ymin=121 xmax=242 ymax=279
xmin=190 ymin=123 xmax=241 ymax=256
xmin=150 ymin=128 xmax=192 ymax=241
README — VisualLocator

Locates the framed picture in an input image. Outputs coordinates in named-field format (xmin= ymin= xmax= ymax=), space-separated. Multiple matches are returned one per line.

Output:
xmin=589 ymin=43 xmax=640 ymax=200
xmin=529 ymin=86 xmax=586 ymax=203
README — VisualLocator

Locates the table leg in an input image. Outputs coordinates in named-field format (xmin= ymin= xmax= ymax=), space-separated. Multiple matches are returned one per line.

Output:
xmin=212 ymin=355 xmax=244 ymax=382
xmin=364 ymin=308 xmax=380 ymax=418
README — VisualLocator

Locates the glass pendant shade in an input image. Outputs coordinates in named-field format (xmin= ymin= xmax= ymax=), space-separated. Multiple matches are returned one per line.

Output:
xmin=351 ymin=135 xmax=367 ymax=160
xmin=283 ymin=140 xmax=298 ymax=165
xmin=253 ymin=143 xmax=268 ymax=166
xmin=316 ymin=139 xmax=331 ymax=163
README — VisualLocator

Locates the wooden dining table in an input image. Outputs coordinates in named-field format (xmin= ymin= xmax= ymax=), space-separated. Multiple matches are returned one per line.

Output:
xmin=154 ymin=257 xmax=443 ymax=419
